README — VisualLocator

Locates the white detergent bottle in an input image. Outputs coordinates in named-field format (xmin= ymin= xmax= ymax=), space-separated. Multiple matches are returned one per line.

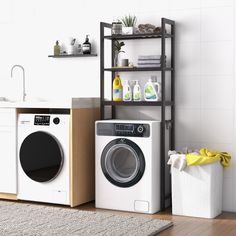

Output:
xmin=144 ymin=78 xmax=158 ymax=101
xmin=123 ymin=80 xmax=132 ymax=101
xmin=151 ymin=75 xmax=162 ymax=101
xmin=133 ymin=80 xmax=142 ymax=101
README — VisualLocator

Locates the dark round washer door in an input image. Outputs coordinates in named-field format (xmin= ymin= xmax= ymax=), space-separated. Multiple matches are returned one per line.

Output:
xmin=20 ymin=131 xmax=63 ymax=183
xmin=101 ymin=138 xmax=145 ymax=188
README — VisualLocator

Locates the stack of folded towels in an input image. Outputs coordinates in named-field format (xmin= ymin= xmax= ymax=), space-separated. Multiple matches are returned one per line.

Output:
xmin=137 ymin=55 xmax=165 ymax=68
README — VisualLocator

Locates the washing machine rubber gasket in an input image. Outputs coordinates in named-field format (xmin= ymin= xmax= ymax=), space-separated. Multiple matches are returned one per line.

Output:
xmin=101 ymin=138 xmax=145 ymax=188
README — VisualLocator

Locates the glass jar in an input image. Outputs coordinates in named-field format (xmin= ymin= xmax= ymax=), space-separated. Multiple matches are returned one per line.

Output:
xmin=112 ymin=22 xmax=122 ymax=35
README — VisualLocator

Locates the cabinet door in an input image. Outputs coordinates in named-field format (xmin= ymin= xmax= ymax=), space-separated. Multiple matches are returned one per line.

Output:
xmin=0 ymin=109 xmax=16 ymax=194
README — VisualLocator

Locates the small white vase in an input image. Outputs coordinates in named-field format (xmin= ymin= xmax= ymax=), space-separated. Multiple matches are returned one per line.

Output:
xmin=114 ymin=52 xmax=120 ymax=67
xmin=122 ymin=26 xmax=134 ymax=35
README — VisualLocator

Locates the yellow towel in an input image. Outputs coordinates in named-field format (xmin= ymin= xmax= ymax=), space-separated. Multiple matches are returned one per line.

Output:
xmin=186 ymin=148 xmax=231 ymax=168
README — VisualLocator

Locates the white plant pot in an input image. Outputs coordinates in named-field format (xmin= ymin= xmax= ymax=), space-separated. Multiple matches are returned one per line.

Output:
xmin=122 ymin=26 xmax=134 ymax=35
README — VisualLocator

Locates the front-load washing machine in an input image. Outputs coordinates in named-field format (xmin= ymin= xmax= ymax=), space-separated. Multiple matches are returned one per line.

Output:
xmin=18 ymin=113 xmax=70 ymax=205
xmin=95 ymin=120 xmax=160 ymax=214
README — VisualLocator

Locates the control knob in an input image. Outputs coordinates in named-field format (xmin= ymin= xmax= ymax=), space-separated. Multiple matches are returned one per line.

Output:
xmin=53 ymin=117 xmax=60 ymax=125
xmin=137 ymin=125 xmax=144 ymax=134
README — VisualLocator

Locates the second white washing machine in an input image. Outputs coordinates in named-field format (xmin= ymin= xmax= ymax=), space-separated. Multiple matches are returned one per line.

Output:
xmin=17 ymin=114 xmax=70 ymax=205
xmin=95 ymin=120 xmax=160 ymax=214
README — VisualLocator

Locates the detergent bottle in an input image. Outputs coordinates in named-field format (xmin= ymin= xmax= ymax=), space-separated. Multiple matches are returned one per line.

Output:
xmin=123 ymin=80 xmax=132 ymax=101
xmin=152 ymin=75 xmax=162 ymax=100
xmin=133 ymin=80 xmax=142 ymax=101
xmin=144 ymin=76 xmax=161 ymax=101
xmin=113 ymin=74 xmax=123 ymax=101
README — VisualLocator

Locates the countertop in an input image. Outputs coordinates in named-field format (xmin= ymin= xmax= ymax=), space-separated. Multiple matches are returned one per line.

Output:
xmin=0 ymin=97 xmax=100 ymax=109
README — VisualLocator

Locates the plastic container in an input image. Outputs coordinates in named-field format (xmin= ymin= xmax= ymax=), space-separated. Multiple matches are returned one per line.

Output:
xmin=171 ymin=161 xmax=223 ymax=218
xmin=133 ymin=80 xmax=141 ymax=101
xmin=54 ymin=41 xmax=61 ymax=56
xmin=123 ymin=80 xmax=132 ymax=101
xmin=113 ymin=75 xmax=123 ymax=101
xmin=144 ymin=77 xmax=161 ymax=101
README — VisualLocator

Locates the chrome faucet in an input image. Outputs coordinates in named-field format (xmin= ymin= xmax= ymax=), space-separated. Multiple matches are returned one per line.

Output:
xmin=11 ymin=65 xmax=26 ymax=102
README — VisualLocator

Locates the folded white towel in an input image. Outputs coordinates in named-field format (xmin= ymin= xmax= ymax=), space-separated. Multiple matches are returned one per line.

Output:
xmin=138 ymin=55 xmax=162 ymax=60
xmin=137 ymin=64 xmax=161 ymax=68
xmin=138 ymin=59 xmax=161 ymax=63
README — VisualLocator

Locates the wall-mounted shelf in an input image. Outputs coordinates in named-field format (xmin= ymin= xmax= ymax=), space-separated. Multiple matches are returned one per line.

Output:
xmin=48 ymin=54 xmax=97 ymax=58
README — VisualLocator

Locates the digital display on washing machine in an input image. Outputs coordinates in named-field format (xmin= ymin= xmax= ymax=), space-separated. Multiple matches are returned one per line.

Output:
xmin=34 ymin=115 xmax=50 ymax=126
xmin=115 ymin=124 xmax=134 ymax=132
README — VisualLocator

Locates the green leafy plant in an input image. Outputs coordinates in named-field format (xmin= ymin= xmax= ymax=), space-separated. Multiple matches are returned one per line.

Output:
xmin=121 ymin=15 xmax=137 ymax=27
xmin=114 ymin=40 xmax=125 ymax=53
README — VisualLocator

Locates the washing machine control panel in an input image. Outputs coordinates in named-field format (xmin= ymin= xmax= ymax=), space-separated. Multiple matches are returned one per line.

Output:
xmin=34 ymin=115 xmax=50 ymax=126
xmin=97 ymin=123 xmax=150 ymax=137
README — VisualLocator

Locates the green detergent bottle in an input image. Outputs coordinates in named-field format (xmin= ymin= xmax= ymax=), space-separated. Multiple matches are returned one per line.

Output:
xmin=144 ymin=77 xmax=161 ymax=101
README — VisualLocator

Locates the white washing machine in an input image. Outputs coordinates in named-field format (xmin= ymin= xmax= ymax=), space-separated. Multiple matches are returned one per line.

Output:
xmin=17 ymin=114 xmax=70 ymax=205
xmin=95 ymin=120 xmax=160 ymax=214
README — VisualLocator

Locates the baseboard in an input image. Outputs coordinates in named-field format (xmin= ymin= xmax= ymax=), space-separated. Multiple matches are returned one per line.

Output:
xmin=0 ymin=193 xmax=17 ymax=200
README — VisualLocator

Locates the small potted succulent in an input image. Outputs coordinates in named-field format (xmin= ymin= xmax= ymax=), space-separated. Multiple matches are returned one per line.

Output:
xmin=114 ymin=40 xmax=125 ymax=67
xmin=121 ymin=15 xmax=137 ymax=35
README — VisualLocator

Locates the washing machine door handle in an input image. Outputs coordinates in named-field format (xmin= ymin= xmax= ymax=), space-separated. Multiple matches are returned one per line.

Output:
xmin=101 ymin=138 xmax=145 ymax=188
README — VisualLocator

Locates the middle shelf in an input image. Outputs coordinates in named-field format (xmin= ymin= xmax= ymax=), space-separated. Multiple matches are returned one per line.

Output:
xmin=102 ymin=101 xmax=174 ymax=106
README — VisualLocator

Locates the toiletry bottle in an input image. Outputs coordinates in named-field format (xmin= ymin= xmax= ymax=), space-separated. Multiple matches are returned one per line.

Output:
xmin=144 ymin=78 xmax=159 ymax=101
xmin=113 ymin=74 xmax=123 ymax=101
xmin=54 ymin=40 xmax=61 ymax=56
xmin=133 ymin=80 xmax=142 ymax=101
xmin=78 ymin=44 xmax=82 ymax=54
xmin=82 ymin=35 xmax=91 ymax=54
xmin=123 ymin=80 xmax=132 ymax=101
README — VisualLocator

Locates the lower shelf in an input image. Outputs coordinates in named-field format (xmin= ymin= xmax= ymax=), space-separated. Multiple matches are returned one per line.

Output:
xmin=102 ymin=101 xmax=174 ymax=106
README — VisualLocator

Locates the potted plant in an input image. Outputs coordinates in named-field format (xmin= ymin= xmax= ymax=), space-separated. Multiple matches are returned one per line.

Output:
xmin=114 ymin=40 xmax=125 ymax=67
xmin=121 ymin=15 xmax=137 ymax=35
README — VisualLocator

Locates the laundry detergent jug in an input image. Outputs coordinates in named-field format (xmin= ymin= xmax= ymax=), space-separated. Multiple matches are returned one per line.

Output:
xmin=144 ymin=77 xmax=161 ymax=101
xmin=113 ymin=74 xmax=123 ymax=101
xmin=123 ymin=80 xmax=132 ymax=101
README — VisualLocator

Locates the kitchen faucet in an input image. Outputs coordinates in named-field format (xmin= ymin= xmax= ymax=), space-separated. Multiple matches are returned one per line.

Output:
xmin=11 ymin=65 xmax=26 ymax=102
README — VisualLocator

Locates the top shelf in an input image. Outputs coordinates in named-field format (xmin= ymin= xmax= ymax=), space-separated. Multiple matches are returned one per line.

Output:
xmin=103 ymin=33 xmax=173 ymax=40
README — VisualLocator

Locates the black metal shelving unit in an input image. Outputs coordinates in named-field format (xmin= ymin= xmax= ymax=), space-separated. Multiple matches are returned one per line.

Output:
xmin=100 ymin=18 xmax=175 ymax=211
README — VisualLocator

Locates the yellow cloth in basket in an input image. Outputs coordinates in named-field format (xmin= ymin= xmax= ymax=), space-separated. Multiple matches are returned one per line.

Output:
xmin=186 ymin=148 xmax=231 ymax=168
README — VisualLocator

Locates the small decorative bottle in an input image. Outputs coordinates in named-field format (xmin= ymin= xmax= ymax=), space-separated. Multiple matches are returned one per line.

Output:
xmin=54 ymin=41 xmax=61 ymax=56
xmin=77 ymin=44 xmax=82 ymax=54
xmin=82 ymin=35 xmax=91 ymax=54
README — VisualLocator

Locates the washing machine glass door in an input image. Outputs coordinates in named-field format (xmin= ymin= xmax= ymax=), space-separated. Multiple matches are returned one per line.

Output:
xmin=101 ymin=138 xmax=145 ymax=187
xmin=20 ymin=131 xmax=63 ymax=183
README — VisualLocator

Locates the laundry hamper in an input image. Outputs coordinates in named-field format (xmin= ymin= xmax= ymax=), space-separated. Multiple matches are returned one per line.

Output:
xmin=171 ymin=160 xmax=223 ymax=218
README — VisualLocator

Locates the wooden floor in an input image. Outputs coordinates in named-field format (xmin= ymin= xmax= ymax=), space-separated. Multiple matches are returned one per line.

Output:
xmin=77 ymin=202 xmax=236 ymax=236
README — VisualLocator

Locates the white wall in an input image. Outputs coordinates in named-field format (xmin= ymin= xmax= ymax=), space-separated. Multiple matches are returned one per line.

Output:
xmin=0 ymin=0 xmax=235 ymax=212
